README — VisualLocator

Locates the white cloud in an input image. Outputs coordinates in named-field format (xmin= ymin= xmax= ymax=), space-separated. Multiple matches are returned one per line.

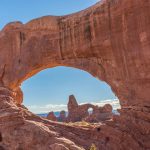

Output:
xmin=26 ymin=99 xmax=120 ymax=114
xmin=81 ymin=99 xmax=121 ymax=110
xmin=28 ymin=104 xmax=67 ymax=114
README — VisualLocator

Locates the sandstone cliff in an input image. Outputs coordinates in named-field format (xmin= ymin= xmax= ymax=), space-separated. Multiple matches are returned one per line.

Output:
xmin=0 ymin=0 xmax=150 ymax=149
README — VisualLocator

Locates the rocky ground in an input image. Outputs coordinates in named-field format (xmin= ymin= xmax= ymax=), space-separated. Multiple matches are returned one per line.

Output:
xmin=0 ymin=0 xmax=150 ymax=149
xmin=0 ymin=88 xmax=149 ymax=150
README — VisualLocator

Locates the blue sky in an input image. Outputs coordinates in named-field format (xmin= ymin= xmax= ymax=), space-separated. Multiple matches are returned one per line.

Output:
xmin=0 ymin=0 xmax=120 ymax=113
xmin=0 ymin=0 xmax=98 ymax=29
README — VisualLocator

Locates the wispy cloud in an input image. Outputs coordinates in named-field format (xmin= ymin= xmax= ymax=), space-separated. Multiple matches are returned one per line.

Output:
xmin=28 ymin=104 xmax=67 ymax=113
xmin=80 ymin=99 xmax=120 ymax=110
xmin=27 ymin=99 xmax=120 ymax=114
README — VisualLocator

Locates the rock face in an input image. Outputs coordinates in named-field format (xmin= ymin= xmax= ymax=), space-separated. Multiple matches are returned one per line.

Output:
xmin=0 ymin=0 xmax=150 ymax=149
xmin=67 ymin=95 xmax=113 ymax=122
xmin=47 ymin=111 xmax=57 ymax=121
xmin=57 ymin=110 xmax=66 ymax=122
xmin=47 ymin=111 xmax=67 ymax=122
xmin=47 ymin=95 xmax=113 ymax=122
xmin=68 ymin=95 xmax=78 ymax=112
xmin=67 ymin=95 xmax=84 ymax=122
xmin=84 ymin=104 xmax=113 ymax=123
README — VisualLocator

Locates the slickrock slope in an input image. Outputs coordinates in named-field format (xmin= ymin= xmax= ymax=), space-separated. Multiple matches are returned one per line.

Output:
xmin=0 ymin=0 xmax=150 ymax=149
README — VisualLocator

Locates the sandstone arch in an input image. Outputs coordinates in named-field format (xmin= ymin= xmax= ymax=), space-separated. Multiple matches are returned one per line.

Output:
xmin=0 ymin=0 xmax=149 ymax=109
xmin=67 ymin=95 xmax=113 ymax=122
xmin=0 ymin=0 xmax=150 ymax=149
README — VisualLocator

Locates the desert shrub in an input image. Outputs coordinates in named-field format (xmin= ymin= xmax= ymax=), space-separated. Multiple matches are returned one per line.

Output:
xmin=90 ymin=144 xmax=96 ymax=150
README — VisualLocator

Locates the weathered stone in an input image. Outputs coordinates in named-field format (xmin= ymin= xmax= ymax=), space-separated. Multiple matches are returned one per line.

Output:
xmin=0 ymin=0 xmax=150 ymax=149
xmin=49 ymin=143 xmax=69 ymax=150
xmin=102 ymin=104 xmax=113 ymax=113
xmin=57 ymin=110 xmax=66 ymax=122
xmin=47 ymin=111 xmax=57 ymax=121
xmin=67 ymin=95 xmax=113 ymax=122
xmin=47 ymin=95 xmax=113 ymax=123
xmin=68 ymin=95 xmax=78 ymax=111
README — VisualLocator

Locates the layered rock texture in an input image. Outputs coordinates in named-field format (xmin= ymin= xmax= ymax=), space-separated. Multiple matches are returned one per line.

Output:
xmin=47 ymin=110 xmax=67 ymax=122
xmin=47 ymin=95 xmax=113 ymax=123
xmin=0 ymin=0 xmax=150 ymax=149
xmin=47 ymin=111 xmax=57 ymax=121
xmin=67 ymin=95 xmax=113 ymax=122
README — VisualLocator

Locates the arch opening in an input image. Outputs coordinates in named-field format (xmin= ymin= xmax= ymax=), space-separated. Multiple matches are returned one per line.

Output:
xmin=21 ymin=66 xmax=120 ymax=117
xmin=88 ymin=108 xmax=94 ymax=115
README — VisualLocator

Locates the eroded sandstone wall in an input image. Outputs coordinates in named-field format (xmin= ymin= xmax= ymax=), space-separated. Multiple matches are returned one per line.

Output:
xmin=0 ymin=0 xmax=150 ymax=149
xmin=0 ymin=0 xmax=149 ymax=108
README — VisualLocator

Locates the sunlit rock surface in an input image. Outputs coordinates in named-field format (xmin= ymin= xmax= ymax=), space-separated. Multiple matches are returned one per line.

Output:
xmin=47 ymin=95 xmax=113 ymax=122
xmin=67 ymin=95 xmax=113 ymax=122
xmin=0 ymin=0 xmax=150 ymax=149
xmin=47 ymin=111 xmax=57 ymax=121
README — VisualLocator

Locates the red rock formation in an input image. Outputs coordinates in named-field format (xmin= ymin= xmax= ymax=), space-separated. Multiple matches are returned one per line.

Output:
xmin=67 ymin=95 xmax=87 ymax=122
xmin=68 ymin=95 xmax=78 ymax=111
xmin=67 ymin=95 xmax=113 ymax=122
xmin=47 ymin=111 xmax=57 ymax=121
xmin=0 ymin=0 xmax=150 ymax=149
xmin=102 ymin=104 xmax=113 ymax=113
xmin=85 ymin=104 xmax=113 ymax=122
xmin=47 ymin=95 xmax=113 ymax=123
xmin=57 ymin=110 xmax=66 ymax=122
